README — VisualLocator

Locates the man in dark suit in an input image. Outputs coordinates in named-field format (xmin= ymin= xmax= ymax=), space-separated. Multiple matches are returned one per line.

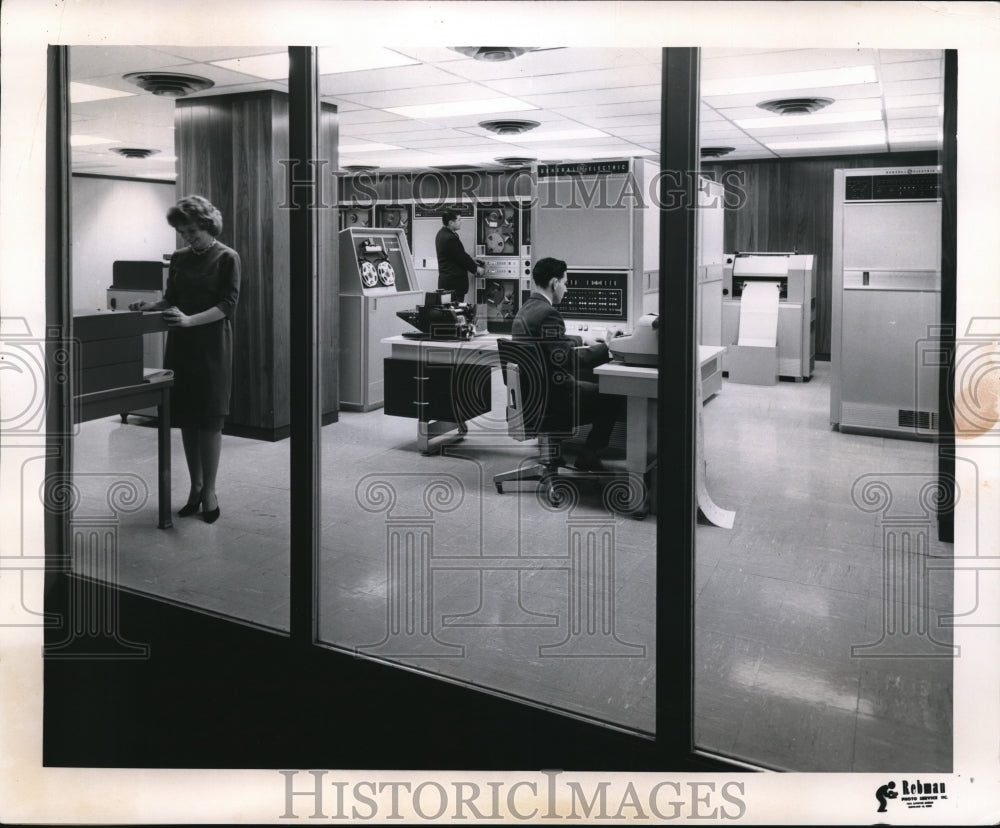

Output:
xmin=512 ymin=257 xmax=624 ymax=470
xmin=435 ymin=209 xmax=483 ymax=303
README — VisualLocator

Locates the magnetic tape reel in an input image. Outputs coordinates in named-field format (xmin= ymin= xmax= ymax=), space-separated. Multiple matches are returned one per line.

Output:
xmin=359 ymin=260 xmax=379 ymax=288
xmin=485 ymin=232 xmax=508 ymax=254
xmin=358 ymin=239 xmax=395 ymax=288
xmin=376 ymin=259 xmax=396 ymax=286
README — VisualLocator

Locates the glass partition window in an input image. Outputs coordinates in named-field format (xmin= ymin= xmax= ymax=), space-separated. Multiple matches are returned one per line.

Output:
xmin=693 ymin=47 xmax=952 ymax=771
xmin=316 ymin=46 xmax=659 ymax=735
xmin=68 ymin=45 xmax=291 ymax=632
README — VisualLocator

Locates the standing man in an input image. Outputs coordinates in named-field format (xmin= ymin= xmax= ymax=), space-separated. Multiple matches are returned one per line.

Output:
xmin=436 ymin=209 xmax=483 ymax=303
xmin=512 ymin=256 xmax=624 ymax=470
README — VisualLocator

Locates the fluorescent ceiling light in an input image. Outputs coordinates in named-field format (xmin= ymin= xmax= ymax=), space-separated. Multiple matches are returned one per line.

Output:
xmin=212 ymin=47 xmax=417 ymax=80
xmin=765 ymin=131 xmax=886 ymax=151
xmin=70 ymin=134 xmax=119 ymax=146
xmin=492 ymin=127 xmax=609 ymax=143
xmin=385 ymin=98 xmax=537 ymax=120
xmin=735 ymin=109 xmax=882 ymax=129
xmin=703 ymin=65 xmax=877 ymax=97
xmin=70 ymin=83 xmax=135 ymax=103
xmin=339 ymin=142 xmax=402 ymax=153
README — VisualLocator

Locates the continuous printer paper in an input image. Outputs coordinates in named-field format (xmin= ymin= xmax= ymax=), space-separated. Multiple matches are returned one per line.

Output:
xmin=737 ymin=281 xmax=780 ymax=347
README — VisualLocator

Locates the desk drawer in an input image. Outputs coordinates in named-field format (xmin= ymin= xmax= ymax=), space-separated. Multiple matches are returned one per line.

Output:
xmin=384 ymin=358 xmax=491 ymax=421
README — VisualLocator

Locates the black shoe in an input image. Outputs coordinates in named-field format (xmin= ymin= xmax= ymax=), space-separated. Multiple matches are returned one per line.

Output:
xmin=178 ymin=501 xmax=201 ymax=517
xmin=202 ymin=504 xmax=220 ymax=524
xmin=573 ymin=449 xmax=605 ymax=472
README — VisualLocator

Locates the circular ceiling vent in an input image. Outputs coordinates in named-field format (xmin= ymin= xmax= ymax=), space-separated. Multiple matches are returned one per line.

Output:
xmin=700 ymin=146 xmax=735 ymax=158
xmin=494 ymin=156 xmax=537 ymax=167
xmin=451 ymin=47 xmax=532 ymax=62
xmin=756 ymin=97 xmax=834 ymax=115
xmin=110 ymin=147 xmax=160 ymax=159
xmin=122 ymin=72 xmax=215 ymax=97
xmin=341 ymin=165 xmax=379 ymax=172
xmin=479 ymin=119 xmax=541 ymax=136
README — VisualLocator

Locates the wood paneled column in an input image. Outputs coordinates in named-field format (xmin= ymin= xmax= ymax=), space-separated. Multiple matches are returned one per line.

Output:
xmin=175 ymin=90 xmax=338 ymax=440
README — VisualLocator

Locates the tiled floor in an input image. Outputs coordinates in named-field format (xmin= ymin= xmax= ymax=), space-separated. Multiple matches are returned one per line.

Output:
xmin=70 ymin=361 xmax=952 ymax=771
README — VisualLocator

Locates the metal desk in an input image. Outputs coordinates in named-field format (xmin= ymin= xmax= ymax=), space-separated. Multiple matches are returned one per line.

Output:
xmin=382 ymin=334 xmax=504 ymax=454
xmin=75 ymin=376 xmax=173 ymax=529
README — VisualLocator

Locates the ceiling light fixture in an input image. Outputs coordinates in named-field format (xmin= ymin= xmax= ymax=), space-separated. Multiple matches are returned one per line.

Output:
xmin=756 ymin=97 xmax=834 ymax=116
xmin=110 ymin=147 xmax=161 ymax=159
xmin=494 ymin=156 xmax=537 ymax=167
xmin=341 ymin=165 xmax=379 ymax=172
xmin=479 ymin=119 xmax=541 ymax=136
xmin=700 ymin=147 xmax=735 ymax=158
xmin=122 ymin=72 xmax=214 ymax=98
xmin=451 ymin=47 xmax=531 ymax=62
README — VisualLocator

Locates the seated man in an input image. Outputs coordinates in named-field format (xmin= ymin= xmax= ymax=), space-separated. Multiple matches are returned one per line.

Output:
xmin=511 ymin=256 xmax=625 ymax=470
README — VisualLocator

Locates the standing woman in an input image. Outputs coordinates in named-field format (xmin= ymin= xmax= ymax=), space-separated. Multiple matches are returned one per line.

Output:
xmin=131 ymin=195 xmax=241 ymax=523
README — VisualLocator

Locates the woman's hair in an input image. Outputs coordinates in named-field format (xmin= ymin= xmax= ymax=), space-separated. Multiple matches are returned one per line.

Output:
xmin=167 ymin=195 xmax=223 ymax=236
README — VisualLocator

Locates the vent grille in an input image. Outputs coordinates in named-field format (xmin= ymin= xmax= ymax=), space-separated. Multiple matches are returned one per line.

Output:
xmin=898 ymin=409 xmax=939 ymax=431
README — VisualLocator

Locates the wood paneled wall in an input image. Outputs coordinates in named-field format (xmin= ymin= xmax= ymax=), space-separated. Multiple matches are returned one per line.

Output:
xmin=703 ymin=150 xmax=939 ymax=357
xmin=175 ymin=91 xmax=338 ymax=439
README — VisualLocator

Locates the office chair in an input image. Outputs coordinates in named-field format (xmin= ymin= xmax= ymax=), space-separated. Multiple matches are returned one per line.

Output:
xmin=493 ymin=338 xmax=597 ymax=504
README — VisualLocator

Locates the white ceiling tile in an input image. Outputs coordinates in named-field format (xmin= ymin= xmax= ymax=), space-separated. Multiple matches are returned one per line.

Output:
xmin=320 ymin=64 xmax=472 ymax=96
xmin=70 ymin=46 xmax=220 ymax=81
xmin=878 ymin=49 xmax=944 ymax=64
xmin=880 ymin=59 xmax=943 ymax=83
xmin=483 ymin=65 xmax=662 ymax=97
xmin=335 ymin=109 xmax=411 ymax=126
xmin=885 ymin=94 xmax=944 ymax=110
xmin=520 ymin=85 xmax=661 ymax=109
xmin=701 ymin=48 xmax=878 ymax=81
xmin=883 ymin=78 xmax=943 ymax=98
xmin=440 ymin=47 xmax=648 ymax=82
xmin=337 ymin=82 xmax=516 ymax=110
xmin=550 ymin=101 xmax=661 ymax=122
xmin=703 ymin=83 xmax=883 ymax=110
xmin=584 ymin=114 xmax=663 ymax=129
xmin=610 ymin=127 xmax=661 ymax=139
xmin=884 ymin=106 xmax=942 ymax=120
xmin=67 ymin=45 xmax=947 ymax=177
xmin=385 ymin=47 xmax=470 ymax=64
xmin=339 ymin=119 xmax=459 ymax=136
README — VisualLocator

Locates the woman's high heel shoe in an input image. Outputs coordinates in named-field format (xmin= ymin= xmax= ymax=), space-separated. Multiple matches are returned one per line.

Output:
xmin=178 ymin=499 xmax=202 ymax=518
xmin=201 ymin=495 xmax=220 ymax=524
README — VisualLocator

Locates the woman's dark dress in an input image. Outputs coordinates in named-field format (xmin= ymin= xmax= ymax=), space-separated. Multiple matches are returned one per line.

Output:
xmin=162 ymin=242 xmax=241 ymax=429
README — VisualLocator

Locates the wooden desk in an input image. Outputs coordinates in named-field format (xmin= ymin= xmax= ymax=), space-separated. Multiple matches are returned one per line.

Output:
xmin=75 ymin=377 xmax=173 ymax=529
xmin=381 ymin=334 xmax=503 ymax=454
